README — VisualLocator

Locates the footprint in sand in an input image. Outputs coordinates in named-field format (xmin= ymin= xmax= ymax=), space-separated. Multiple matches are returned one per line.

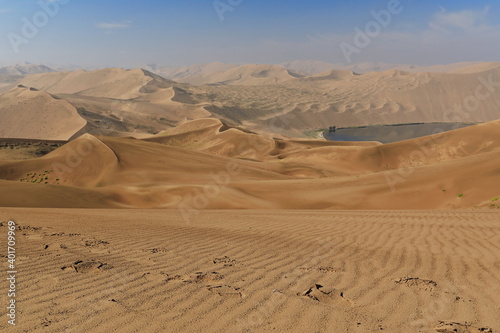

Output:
xmin=165 ymin=271 xmax=225 ymax=283
xmin=143 ymin=247 xmax=170 ymax=254
xmin=61 ymin=260 xmax=113 ymax=273
xmin=16 ymin=225 xmax=43 ymax=232
xmin=434 ymin=321 xmax=493 ymax=333
xmin=83 ymin=238 xmax=110 ymax=253
xmin=84 ymin=238 xmax=109 ymax=247
xmin=213 ymin=256 xmax=237 ymax=267
xmin=142 ymin=272 xmax=170 ymax=282
xmin=299 ymin=284 xmax=353 ymax=306
xmin=206 ymin=285 xmax=242 ymax=298
xmin=164 ymin=271 xmax=242 ymax=298
xmin=394 ymin=277 xmax=437 ymax=291
xmin=299 ymin=266 xmax=344 ymax=273
xmin=47 ymin=232 xmax=81 ymax=237
xmin=42 ymin=243 xmax=70 ymax=251
xmin=190 ymin=272 xmax=225 ymax=283
xmin=20 ymin=226 xmax=44 ymax=240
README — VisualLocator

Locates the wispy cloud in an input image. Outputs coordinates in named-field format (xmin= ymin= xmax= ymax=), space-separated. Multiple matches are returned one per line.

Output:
xmin=428 ymin=7 xmax=490 ymax=33
xmin=304 ymin=6 xmax=500 ymax=64
xmin=308 ymin=7 xmax=494 ymax=45
xmin=96 ymin=21 xmax=131 ymax=30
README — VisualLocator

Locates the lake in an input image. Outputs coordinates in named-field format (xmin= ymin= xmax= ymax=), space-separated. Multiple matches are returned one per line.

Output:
xmin=323 ymin=123 xmax=478 ymax=144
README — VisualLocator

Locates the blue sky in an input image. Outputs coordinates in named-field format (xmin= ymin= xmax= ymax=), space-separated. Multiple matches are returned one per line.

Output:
xmin=0 ymin=0 xmax=498 ymax=68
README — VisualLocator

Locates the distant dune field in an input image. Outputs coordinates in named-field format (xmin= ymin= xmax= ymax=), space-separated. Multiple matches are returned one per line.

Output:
xmin=1 ymin=63 xmax=500 ymax=140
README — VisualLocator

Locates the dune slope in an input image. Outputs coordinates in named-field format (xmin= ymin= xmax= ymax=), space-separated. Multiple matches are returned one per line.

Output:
xmin=0 ymin=86 xmax=86 ymax=140
xmin=0 ymin=119 xmax=499 ymax=210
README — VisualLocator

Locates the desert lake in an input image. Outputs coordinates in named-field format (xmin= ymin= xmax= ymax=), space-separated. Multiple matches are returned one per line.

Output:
xmin=323 ymin=123 xmax=478 ymax=143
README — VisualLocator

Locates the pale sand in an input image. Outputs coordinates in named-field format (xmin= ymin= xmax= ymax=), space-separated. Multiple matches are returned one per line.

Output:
xmin=1 ymin=118 xmax=500 ymax=210
xmin=0 ymin=209 xmax=498 ymax=332
xmin=0 ymin=86 xmax=86 ymax=140
xmin=4 ymin=63 xmax=500 ymax=140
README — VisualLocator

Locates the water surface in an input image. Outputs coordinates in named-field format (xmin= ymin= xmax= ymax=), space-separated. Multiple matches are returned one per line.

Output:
xmin=323 ymin=123 xmax=477 ymax=144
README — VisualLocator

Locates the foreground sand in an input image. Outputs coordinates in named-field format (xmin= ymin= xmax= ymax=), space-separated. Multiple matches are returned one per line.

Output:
xmin=1 ymin=209 xmax=498 ymax=332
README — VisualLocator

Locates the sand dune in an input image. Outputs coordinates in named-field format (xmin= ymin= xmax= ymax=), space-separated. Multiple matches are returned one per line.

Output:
xmin=2 ymin=69 xmax=212 ymax=139
xmin=199 ymin=64 xmax=500 ymax=135
xmin=5 ymin=63 xmax=500 ymax=140
xmin=1 ymin=209 xmax=498 ymax=332
xmin=18 ymin=68 xmax=175 ymax=100
xmin=449 ymin=62 xmax=500 ymax=74
xmin=0 ymin=64 xmax=54 ymax=75
xmin=152 ymin=62 xmax=239 ymax=81
xmin=0 ymin=86 xmax=86 ymax=140
xmin=174 ymin=64 xmax=302 ymax=85
xmin=170 ymin=60 xmax=485 ymax=77
xmin=1 ymin=63 xmax=500 ymax=333
xmin=2 ymin=65 xmax=500 ymax=210
xmin=1 ymin=118 xmax=500 ymax=210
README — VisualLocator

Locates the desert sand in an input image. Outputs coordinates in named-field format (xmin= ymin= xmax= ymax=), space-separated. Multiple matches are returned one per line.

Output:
xmin=1 ymin=63 xmax=500 ymax=140
xmin=0 ymin=86 xmax=86 ymax=140
xmin=1 ymin=63 xmax=500 ymax=332
xmin=0 ymin=209 xmax=498 ymax=332
xmin=1 ymin=118 xmax=500 ymax=210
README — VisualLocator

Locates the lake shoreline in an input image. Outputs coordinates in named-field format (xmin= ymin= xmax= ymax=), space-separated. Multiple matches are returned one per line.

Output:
xmin=322 ymin=122 xmax=481 ymax=144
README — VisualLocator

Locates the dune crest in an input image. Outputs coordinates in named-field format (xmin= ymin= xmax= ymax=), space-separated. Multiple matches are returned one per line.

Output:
xmin=1 ymin=118 xmax=500 ymax=209
xmin=5 ymin=63 xmax=500 ymax=139
xmin=174 ymin=64 xmax=301 ymax=85
xmin=18 ymin=68 xmax=175 ymax=99
xmin=0 ymin=86 xmax=86 ymax=140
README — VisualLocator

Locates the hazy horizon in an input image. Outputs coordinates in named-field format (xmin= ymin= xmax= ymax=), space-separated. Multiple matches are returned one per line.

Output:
xmin=0 ymin=0 xmax=499 ymax=68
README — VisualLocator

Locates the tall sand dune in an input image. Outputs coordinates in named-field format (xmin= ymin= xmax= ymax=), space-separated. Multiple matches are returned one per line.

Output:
xmin=18 ymin=68 xmax=175 ymax=99
xmin=189 ymin=63 xmax=500 ymax=136
xmin=0 ymin=86 xmax=86 ymax=140
xmin=1 ymin=118 xmax=500 ymax=209
xmin=7 ymin=64 xmax=500 ymax=139
xmin=174 ymin=64 xmax=301 ymax=85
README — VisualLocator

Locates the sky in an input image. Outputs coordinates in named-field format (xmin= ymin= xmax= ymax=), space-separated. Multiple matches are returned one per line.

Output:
xmin=0 ymin=0 xmax=499 ymax=68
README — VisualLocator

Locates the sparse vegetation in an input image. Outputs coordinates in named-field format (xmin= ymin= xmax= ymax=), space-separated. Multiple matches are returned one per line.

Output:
xmin=303 ymin=129 xmax=326 ymax=138
xmin=0 ymin=140 xmax=63 ymax=159
xmin=457 ymin=193 xmax=464 ymax=198
xmin=489 ymin=197 xmax=500 ymax=208
xmin=19 ymin=170 xmax=56 ymax=185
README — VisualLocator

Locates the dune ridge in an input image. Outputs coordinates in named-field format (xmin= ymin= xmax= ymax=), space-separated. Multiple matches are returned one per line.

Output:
xmin=0 ymin=86 xmax=86 ymax=140
xmin=1 ymin=118 xmax=500 ymax=210
xmin=1 ymin=62 xmax=500 ymax=333
xmin=3 ymin=63 xmax=500 ymax=140
xmin=18 ymin=68 xmax=175 ymax=100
